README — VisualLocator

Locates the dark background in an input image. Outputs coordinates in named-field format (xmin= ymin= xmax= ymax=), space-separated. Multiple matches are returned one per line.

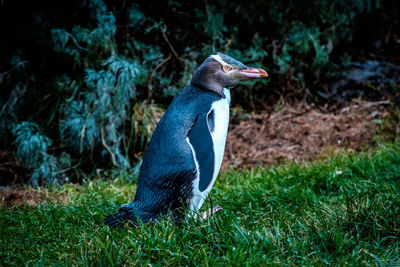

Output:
xmin=0 ymin=0 xmax=399 ymax=186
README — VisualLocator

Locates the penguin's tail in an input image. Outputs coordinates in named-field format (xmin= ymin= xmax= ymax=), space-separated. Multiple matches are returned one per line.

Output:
xmin=104 ymin=204 xmax=136 ymax=228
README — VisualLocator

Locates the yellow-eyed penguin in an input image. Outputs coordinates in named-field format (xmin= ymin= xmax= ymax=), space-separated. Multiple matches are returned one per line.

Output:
xmin=104 ymin=53 xmax=268 ymax=227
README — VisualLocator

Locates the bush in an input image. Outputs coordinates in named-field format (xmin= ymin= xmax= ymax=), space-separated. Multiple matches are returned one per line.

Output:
xmin=0 ymin=0 xmax=396 ymax=184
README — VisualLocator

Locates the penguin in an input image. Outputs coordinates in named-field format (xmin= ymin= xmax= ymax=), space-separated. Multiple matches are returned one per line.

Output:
xmin=104 ymin=53 xmax=268 ymax=227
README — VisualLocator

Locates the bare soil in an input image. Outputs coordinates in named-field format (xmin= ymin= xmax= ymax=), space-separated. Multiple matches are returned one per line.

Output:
xmin=0 ymin=187 xmax=69 ymax=208
xmin=223 ymin=99 xmax=390 ymax=169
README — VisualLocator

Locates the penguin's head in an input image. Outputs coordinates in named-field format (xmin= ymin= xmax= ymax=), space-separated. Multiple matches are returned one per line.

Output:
xmin=191 ymin=53 xmax=268 ymax=96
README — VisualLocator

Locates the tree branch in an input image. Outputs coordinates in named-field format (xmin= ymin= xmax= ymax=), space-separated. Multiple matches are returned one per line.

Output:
xmin=101 ymin=127 xmax=119 ymax=167
xmin=161 ymin=29 xmax=184 ymax=69
xmin=147 ymin=53 xmax=172 ymax=103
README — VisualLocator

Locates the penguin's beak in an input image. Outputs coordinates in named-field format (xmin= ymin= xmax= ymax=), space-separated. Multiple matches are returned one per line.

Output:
xmin=238 ymin=67 xmax=268 ymax=78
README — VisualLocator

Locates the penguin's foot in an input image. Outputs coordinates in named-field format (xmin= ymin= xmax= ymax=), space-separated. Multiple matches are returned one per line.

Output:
xmin=201 ymin=205 xmax=223 ymax=220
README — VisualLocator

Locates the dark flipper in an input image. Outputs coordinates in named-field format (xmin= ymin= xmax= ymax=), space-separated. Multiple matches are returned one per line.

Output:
xmin=188 ymin=111 xmax=215 ymax=192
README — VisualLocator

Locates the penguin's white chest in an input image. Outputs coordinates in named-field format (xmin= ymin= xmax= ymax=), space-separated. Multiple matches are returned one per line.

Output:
xmin=187 ymin=89 xmax=230 ymax=212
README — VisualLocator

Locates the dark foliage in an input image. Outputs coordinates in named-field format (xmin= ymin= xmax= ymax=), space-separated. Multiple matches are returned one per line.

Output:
xmin=0 ymin=0 xmax=398 ymax=185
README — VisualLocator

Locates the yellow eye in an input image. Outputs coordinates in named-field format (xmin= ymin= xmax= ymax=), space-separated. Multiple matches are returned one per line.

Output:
xmin=223 ymin=65 xmax=233 ymax=71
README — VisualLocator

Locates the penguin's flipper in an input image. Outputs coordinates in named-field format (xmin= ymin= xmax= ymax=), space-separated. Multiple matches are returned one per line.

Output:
xmin=187 ymin=111 xmax=215 ymax=192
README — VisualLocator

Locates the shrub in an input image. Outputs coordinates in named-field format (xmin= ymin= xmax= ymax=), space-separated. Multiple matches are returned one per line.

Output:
xmin=0 ymin=0 xmax=393 ymax=184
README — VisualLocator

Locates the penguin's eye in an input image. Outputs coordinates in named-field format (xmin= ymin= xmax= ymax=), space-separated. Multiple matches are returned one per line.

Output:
xmin=223 ymin=65 xmax=233 ymax=72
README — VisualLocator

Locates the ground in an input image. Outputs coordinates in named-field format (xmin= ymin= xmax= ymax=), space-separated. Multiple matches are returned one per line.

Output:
xmin=0 ymin=101 xmax=399 ymax=265
xmin=1 ymin=143 xmax=399 ymax=265
xmin=0 ymin=99 xmax=392 ymax=208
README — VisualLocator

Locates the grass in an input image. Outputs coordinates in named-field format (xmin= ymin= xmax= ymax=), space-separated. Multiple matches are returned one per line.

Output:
xmin=1 ymin=142 xmax=400 ymax=266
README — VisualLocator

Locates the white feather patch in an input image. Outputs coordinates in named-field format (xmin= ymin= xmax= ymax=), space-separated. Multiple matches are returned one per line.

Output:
xmin=210 ymin=54 xmax=227 ymax=66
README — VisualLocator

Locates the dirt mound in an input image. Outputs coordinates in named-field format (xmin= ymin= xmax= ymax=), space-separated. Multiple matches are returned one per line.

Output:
xmin=0 ymin=187 xmax=69 ymax=208
xmin=223 ymin=100 xmax=389 ymax=168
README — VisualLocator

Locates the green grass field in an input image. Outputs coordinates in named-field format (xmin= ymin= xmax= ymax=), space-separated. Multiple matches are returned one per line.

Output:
xmin=1 ymin=142 xmax=400 ymax=266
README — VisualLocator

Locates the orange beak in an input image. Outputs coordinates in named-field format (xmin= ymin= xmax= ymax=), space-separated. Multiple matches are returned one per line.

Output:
xmin=238 ymin=67 xmax=268 ymax=78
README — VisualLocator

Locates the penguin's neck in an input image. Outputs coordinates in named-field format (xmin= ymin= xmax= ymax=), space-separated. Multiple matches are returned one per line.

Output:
xmin=191 ymin=79 xmax=225 ymax=98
